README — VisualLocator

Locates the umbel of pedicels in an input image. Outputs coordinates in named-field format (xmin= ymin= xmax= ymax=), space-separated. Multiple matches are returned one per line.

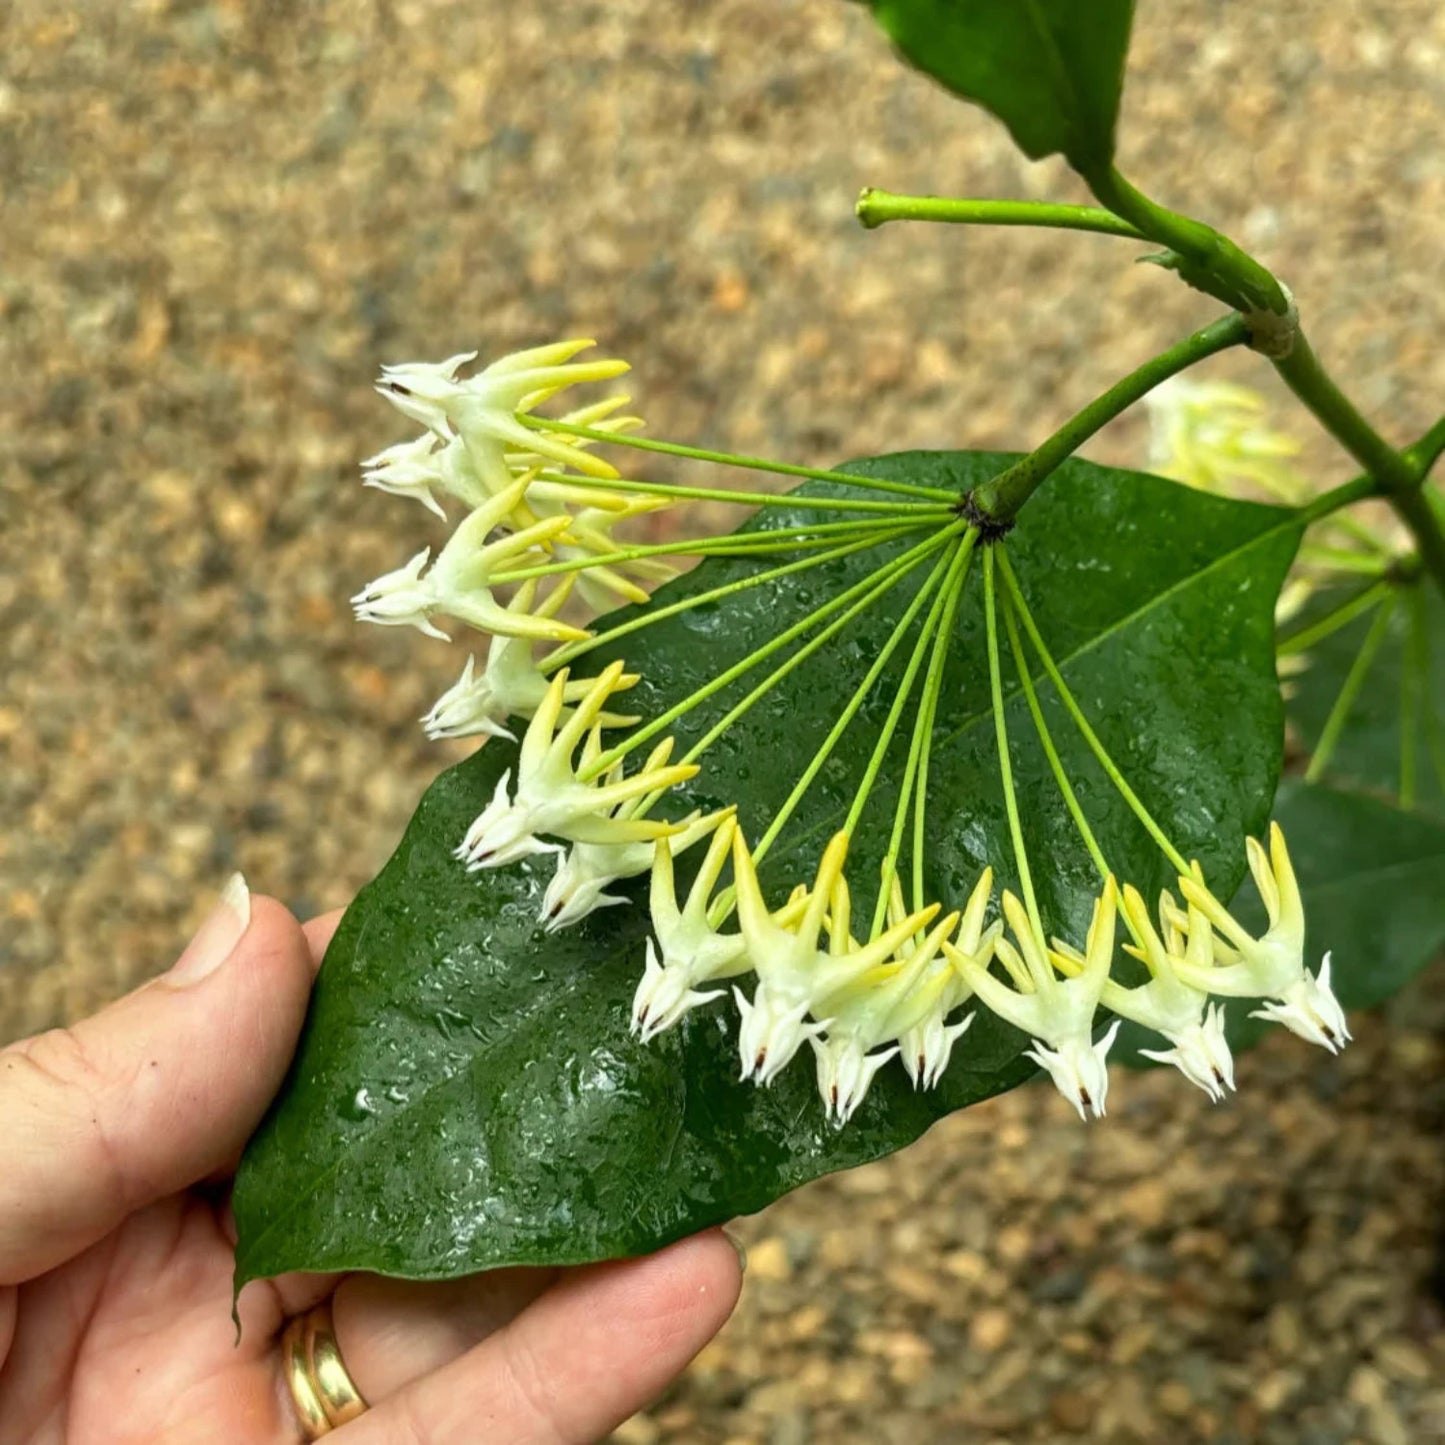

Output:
xmin=351 ymin=339 xmax=1352 ymax=1127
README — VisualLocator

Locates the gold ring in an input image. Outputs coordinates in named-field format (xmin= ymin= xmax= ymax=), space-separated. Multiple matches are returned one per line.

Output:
xmin=282 ymin=1301 xmax=368 ymax=1439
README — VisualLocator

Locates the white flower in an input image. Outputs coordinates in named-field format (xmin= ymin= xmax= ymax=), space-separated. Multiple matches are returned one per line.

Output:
xmin=896 ymin=868 xmax=998 ymax=1090
xmin=362 ymin=433 xmax=450 ymax=518
xmin=376 ymin=340 xmax=630 ymax=497
xmin=351 ymin=479 xmax=588 ymax=644
xmin=951 ymin=883 xmax=1121 ymax=1121
xmin=632 ymin=815 xmax=750 ymax=1041
xmin=456 ymin=663 xmax=695 ymax=869
xmin=371 ymin=351 xmax=477 ymax=433
xmin=364 ymin=429 xmax=502 ymax=515
xmin=541 ymin=809 xmax=725 ymax=932
xmin=806 ymin=879 xmax=958 ymax=1125
xmin=1176 ymin=823 xmax=1350 ymax=1053
xmin=730 ymin=831 xmax=939 ymax=1087
xmin=420 ymin=581 xmax=639 ymax=741
xmin=1248 ymin=953 xmax=1349 ymax=1054
xmin=1058 ymin=884 xmax=1235 ymax=1103
xmin=810 ymin=1037 xmax=899 ymax=1128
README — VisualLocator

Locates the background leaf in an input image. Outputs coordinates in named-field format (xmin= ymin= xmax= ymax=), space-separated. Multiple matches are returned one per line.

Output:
xmin=234 ymin=454 xmax=1296 ymax=1288
xmin=860 ymin=0 xmax=1136 ymax=169
xmin=1286 ymin=583 xmax=1445 ymax=815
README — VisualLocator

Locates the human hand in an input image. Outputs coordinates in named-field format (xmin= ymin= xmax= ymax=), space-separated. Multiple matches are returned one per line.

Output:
xmin=0 ymin=879 xmax=743 ymax=1443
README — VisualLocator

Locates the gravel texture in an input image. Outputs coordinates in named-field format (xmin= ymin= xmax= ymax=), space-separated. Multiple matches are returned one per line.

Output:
xmin=3 ymin=1 xmax=1443 ymax=1440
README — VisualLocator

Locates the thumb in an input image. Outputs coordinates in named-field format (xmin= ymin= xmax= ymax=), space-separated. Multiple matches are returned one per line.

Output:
xmin=0 ymin=876 xmax=315 ymax=1285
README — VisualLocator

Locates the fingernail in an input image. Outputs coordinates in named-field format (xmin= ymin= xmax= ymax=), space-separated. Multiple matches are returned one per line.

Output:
xmin=723 ymin=1228 xmax=747 ymax=1275
xmin=169 ymin=873 xmax=250 ymax=984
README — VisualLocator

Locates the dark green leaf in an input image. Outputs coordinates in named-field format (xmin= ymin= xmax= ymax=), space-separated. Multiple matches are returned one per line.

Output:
xmin=861 ymin=0 xmax=1136 ymax=169
xmin=1286 ymin=583 xmax=1445 ymax=815
xmin=234 ymin=455 xmax=1296 ymax=1288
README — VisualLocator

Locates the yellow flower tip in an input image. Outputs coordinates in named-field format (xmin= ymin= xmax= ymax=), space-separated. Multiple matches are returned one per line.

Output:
xmin=911 ymin=900 xmax=943 ymax=931
xmin=581 ymin=454 xmax=623 ymax=481
xmin=550 ymin=620 xmax=593 ymax=643
xmin=1047 ymin=944 xmax=1085 ymax=979
xmin=999 ymin=889 xmax=1034 ymax=940
xmin=1120 ymin=941 xmax=1147 ymax=965
xmin=818 ymin=831 xmax=852 ymax=885
xmin=607 ymin=576 xmax=652 ymax=605
xmin=1121 ymin=882 xmax=1151 ymax=930
xmin=620 ymin=495 xmax=671 ymax=517
xmin=992 ymin=935 xmax=1036 ymax=994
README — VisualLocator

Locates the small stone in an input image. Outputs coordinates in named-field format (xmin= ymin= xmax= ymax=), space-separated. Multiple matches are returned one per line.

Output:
xmin=1110 ymin=1323 xmax=1155 ymax=1366
xmin=745 ymin=1380 xmax=803 ymax=1417
xmin=1253 ymin=1368 xmax=1301 ymax=1413
xmin=610 ymin=1417 xmax=659 ymax=1445
xmin=1374 ymin=1337 xmax=1432 ymax=1382
xmin=1156 ymin=1380 xmax=1194 ymax=1419
xmin=1267 ymin=1304 xmax=1304 ymax=1355
xmin=969 ymin=1307 xmax=1014 ymax=1353
xmin=1364 ymin=1402 xmax=1410 ymax=1445
xmin=1119 ymin=1177 xmax=1170 ymax=1229
xmin=1348 ymin=1365 xmax=1389 ymax=1408
xmin=786 ymin=1303 xmax=828 ymax=1340
xmin=1048 ymin=1389 xmax=1095 ymax=1433
xmin=995 ymin=1224 xmax=1032 ymax=1264
xmin=747 ymin=1237 xmax=792 ymax=1282
xmin=942 ymin=1248 xmax=988 ymax=1282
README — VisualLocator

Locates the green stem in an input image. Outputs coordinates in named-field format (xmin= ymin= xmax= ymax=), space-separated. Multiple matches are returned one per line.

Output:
xmin=493 ymin=515 xmax=945 ymax=583
xmin=1404 ymin=415 xmax=1445 ymax=479
xmin=1085 ymin=166 xmax=1289 ymax=315
xmin=1296 ymin=474 xmax=1377 ymax=526
xmin=971 ymin=314 xmax=1249 ymax=524
xmin=983 ymin=547 xmax=1044 ymax=943
xmin=998 ymin=549 xmax=1192 ymax=878
xmin=1044 ymin=166 xmax=1445 ymax=594
xmin=1275 ymin=338 xmax=1420 ymax=496
xmin=679 ymin=530 xmax=952 ymax=767
xmin=842 ymin=537 xmax=964 ymax=846
xmin=1001 ymin=589 xmax=1145 ymax=949
xmin=1000 ymin=590 xmax=1108 ymax=882
xmin=520 ymin=417 xmax=958 ymax=503
xmin=1277 ymin=578 xmax=1394 ymax=658
xmin=533 ymin=468 xmax=939 ymax=515
xmin=542 ymin=528 xmax=921 ymax=674
xmin=872 ymin=539 xmax=974 ymax=936
xmin=911 ymin=543 xmax=972 ymax=915
xmin=1305 ymin=594 xmax=1397 ymax=783
xmin=1296 ymin=544 xmax=1390 ymax=576
xmin=855 ymin=190 xmax=1145 ymax=240
xmin=1273 ymin=338 xmax=1445 ymax=596
xmin=582 ymin=528 xmax=959 ymax=780
xmin=752 ymin=535 xmax=970 ymax=863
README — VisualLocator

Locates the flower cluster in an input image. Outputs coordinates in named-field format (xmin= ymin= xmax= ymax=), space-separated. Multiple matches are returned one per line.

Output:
xmin=354 ymin=341 xmax=1350 ymax=1130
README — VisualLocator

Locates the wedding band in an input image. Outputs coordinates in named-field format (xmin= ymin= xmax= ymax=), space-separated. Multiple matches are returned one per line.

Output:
xmin=282 ymin=1301 xmax=368 ymax=1439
